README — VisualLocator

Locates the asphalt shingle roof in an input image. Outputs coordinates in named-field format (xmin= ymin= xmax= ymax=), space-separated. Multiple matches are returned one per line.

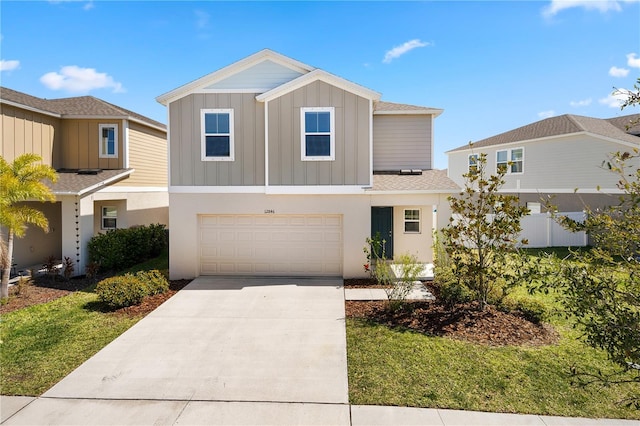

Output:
xmin=0 ymin=87 xmax=165 ymax=130
xmin=448 ymin=113 xmax=640 ymax=152
xmin=369 ymin=169 xmax=459 ymax=192
xmin=374 ymin=101 xmax=442 ymax=113
xmin=49 ymin=169 xmax=133 ymax=195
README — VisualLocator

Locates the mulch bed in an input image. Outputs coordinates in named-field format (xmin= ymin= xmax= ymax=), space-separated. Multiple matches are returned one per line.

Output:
xmin=0 ymin=276 xmax=191 ymax=316
xmin=345 ymin=277 xmax=558 ymax=347
xmin=3 ymin=275 xmax=558 ymax=347
xmin=346 ymin=300 xmax=559 ymax=347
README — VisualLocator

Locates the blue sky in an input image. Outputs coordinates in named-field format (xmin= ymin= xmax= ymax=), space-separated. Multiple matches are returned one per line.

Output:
xmin=1 ymin=0 xmax=639 ymax=169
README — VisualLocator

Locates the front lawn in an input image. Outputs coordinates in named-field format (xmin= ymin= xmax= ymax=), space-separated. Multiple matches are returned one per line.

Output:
xmin=0 ymin=248 xmax=172 ymax=396
xmin=346 ymin=248 xmax=640 ymax=420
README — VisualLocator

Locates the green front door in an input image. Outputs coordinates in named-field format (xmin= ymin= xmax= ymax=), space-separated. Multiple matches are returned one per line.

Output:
xmin=371 ymin=207 xmax=393 ymax=258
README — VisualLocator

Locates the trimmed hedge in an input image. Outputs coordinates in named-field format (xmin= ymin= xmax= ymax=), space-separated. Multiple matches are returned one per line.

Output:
xmin=88 ymin=224 xmax=166 ymax=271
xmin=96 ymin=269 xmax=169 ymax=309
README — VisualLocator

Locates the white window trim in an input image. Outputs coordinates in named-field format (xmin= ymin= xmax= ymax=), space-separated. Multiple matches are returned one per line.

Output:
xmin=403 ymin=208 xmax=421 ymax=234
xmin=300 ymin=107 xmax=335 ymax=161
xmin=101 ymin=206 xmax=117 ymax=230
xmin=496 ymin=147 xmax=524 ymax=174
xmin=99 ymin=124 xmax=118 ymax=159
xmin=201 ymin=108 xmax=234 ymax=161
xmin=468 ymin=154 xmax=479 ymax=174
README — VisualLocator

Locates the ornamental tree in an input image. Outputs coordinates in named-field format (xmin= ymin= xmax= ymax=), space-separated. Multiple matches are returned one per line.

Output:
xmin=441 ymin=151 xmax=529 ymax=310
xmin=0 ymin=154 xmax=57 ymax=299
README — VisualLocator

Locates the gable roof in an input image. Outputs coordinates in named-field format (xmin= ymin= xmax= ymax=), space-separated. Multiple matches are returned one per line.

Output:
xmin=255 ymin=68 xmax=381 ymax=102
xmin=447 ymin=113 xmax=640 ymax=153
xmin=156 ymin=49 xmax=315 ymax=105
xmin=0 ymin=86 xmax=165 ymax=131
xmin=374 ymin=101 xmax=443 ymax=117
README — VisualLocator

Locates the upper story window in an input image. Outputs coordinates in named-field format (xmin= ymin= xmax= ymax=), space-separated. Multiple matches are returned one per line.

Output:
xmin=468 ymin=154 xmax=479 ymax=175
xmin=99 ymin=124 xmax=118 ymax=158
xmin=301 ymin=107 xmax=334 ymax=161
xmin=496 ymin=148 xmax=524 ymax=174
xmin=404 ymin=209 xmax=420 ymax=233
xmin=201 ymin=109 xmax=234 ymax=161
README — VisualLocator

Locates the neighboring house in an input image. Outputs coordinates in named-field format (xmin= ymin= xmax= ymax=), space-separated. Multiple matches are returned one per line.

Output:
xmin=156 ymin=49 xmax=458 ymax=279
xmin=446 ymin=113 xmax=640 ymax=246
xmin=0 ymin=87 xmax=168 ymax=276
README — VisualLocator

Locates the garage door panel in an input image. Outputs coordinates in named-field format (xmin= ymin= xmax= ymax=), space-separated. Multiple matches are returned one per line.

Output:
xmin=199 ymin=214 xmax=343 ymax=276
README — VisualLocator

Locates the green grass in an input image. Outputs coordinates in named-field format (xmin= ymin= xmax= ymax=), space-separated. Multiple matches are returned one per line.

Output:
xmin=0 ymin=248 xmax=169 ymax=396
xmin=347 ymin=248 xmax=640 ymax=419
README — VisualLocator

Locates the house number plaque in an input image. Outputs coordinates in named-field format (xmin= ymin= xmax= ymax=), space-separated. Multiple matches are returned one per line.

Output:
xmin=264 ymin=209 xmax=275 ymax=214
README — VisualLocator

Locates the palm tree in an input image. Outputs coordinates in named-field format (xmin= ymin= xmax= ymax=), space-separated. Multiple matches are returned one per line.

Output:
xmin=0 ymin=154 xmax=57 ymax=299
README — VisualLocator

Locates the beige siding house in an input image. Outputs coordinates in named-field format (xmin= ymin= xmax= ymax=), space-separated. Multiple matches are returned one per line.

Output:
xmin=0 ymin=87 xmax=168 ymax=275
xmin=157 ymin=49 xmax=458 ymax=280
xmin=446 ymin=113 xmax=640 ymax=245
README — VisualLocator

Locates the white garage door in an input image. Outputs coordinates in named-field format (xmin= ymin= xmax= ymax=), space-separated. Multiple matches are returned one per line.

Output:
xmin=199 ymin=214 xmax=343 ymax=276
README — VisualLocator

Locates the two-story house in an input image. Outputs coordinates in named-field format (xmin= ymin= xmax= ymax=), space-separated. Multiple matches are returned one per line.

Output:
xmin=446 ymin=113 xmax=640 ymax=212
xmin=157 ymin=49 xmax=458 ymax=280
xmin=0 ymin=87 xmax=168 ymax=276
xmin=446 ymin=113 xmax=640 ymax=247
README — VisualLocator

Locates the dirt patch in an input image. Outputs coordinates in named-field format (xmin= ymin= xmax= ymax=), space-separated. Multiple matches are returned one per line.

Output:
xmin=346 ymin=287 xmax=559 ymax=347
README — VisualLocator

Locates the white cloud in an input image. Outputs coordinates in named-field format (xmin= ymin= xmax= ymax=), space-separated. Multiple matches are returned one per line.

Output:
xmin=40 ymin=65 xmax=125 ymax=93
xmin=627 ymin=53 xmax=640 ymax=68
xmin=599 ymin=91 xmax=627 ymax=108
xmin=538 ymin=110 xmax=556 ymax=118
xmin=383 ymin=39 xmax=430 ymax=63
xmin=195 ymin=10 xmax=210 ymax=29
xmin=609 ymin=66 xmax=629 ymax=77
xmin=48 ymin=0 xmax=95 ymax=10
xmin=570 ymin=98 xmax=592 ymax=107
xmin=542 ymin=0 xmax=639 ymax=18
xmin=0 ymin=59 xmax=20 ymax=72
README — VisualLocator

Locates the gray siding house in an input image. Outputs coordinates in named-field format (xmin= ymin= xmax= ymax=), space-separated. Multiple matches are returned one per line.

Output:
xmin=157 ymin=49 xmax=458 ymax=279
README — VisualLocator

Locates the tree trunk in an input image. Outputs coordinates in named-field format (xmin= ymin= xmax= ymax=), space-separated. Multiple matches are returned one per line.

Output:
xmin=1 ymin=230 xmax=14 ymax=299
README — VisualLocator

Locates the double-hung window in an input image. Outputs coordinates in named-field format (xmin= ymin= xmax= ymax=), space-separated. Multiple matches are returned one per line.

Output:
xmin=496 ymin=150 xmax=508 ymax=173
xmin=468 ymin=154 xmax=479 ymax=175
xmin=201 ymin=109 xmax=234 ymax=161
xmin=404 ymin=209 xmax=420 ymax=233
xmin=496 ymin=148 xmax=524 ymax=174
xmin=301 ymin=107 xmax=334 ymax=161
xmin=102 ymin=206 xmax=117 ymax=230
xmin=99 ymin=124 xmax=118 ymax=158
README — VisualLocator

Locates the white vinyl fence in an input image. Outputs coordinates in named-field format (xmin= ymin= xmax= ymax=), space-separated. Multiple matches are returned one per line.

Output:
xmin=450 ymin=211 xmax=588 ymax=248
xmin=519 ymin=212 xmax=587 ymax=248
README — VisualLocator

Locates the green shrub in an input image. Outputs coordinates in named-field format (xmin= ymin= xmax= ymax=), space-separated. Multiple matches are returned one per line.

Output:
xmin=437 ymin=275 xmax=473 ymax=307
xmin=136 ymin=270 xmax=169 ymax=296
xmin=95 ymin=269 xmax=169 ymax=309
xmin=500 ymin=295 xmax=548 ymax=324
xmin=88 ymin=224 xmax=167 ymax=271
xmin=96 ymin=274 xmax=146 ymax=309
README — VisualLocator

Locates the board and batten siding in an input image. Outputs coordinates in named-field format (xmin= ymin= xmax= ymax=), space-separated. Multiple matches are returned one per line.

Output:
xmin=448 ymin=134 xmax=638 ymax=191
xmin=114 ymin=122 xmax=167 ymax=187
xmin=1 ymin=104 xmax=62 ymax=167
xmin=204 ymin=60 xmax=304 ymax=91
xmin=60 ymin=119 xmax=123 ymax=170
xmin=267 ymin=80 xmax=370 ymax=186
xmin=373 ymin=115 xmax=432 ymax=171
xmin=169 ymin=93 xmax=265 ymax=186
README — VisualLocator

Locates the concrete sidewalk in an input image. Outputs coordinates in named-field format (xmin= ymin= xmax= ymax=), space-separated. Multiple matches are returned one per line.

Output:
xmin=3 ymin=396 xmax=639 ymax=425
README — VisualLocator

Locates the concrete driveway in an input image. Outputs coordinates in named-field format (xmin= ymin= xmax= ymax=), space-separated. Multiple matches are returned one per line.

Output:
xmin=4 ymin=277 xmax=350 ymax=424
